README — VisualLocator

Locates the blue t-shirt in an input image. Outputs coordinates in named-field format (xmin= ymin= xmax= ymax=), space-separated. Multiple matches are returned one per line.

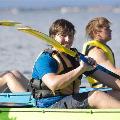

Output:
xmin=32 ymin=52 xmax=63 ymax=108
xmin=32 ymin=52 xmax=58 ymax=80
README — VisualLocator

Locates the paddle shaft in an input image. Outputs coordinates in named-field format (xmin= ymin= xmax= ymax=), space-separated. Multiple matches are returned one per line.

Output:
xmin=79 ymin=53 xmax=120 ymax=79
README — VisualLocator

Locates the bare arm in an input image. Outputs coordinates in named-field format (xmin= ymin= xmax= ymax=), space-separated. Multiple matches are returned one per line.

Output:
xmin=89 ymin=47 xmax=120 ymax=90
xmin=42 ymin=60 xmax=93 ymax=92
xmin=88 ymin=47 xmax=120 ymax=74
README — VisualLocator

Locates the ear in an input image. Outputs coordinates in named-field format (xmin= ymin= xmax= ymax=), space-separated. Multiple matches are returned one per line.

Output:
xmin=93 ymin=30 xmax=98 ymax=34
xmin=96 ymin=29 xmax=102 ymax=37
xmin=92 ymin=30 xmax=98 ymax=38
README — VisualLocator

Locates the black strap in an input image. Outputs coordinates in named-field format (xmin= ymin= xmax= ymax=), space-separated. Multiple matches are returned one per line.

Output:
xmin=92 ymin=82 xmax=106 ymax=88
xmin=84 ymin=67 xmax=98 ymax=77
xmin=57 ymin=53 xmax=76 ymax=94
xmin=57 ymin=53 xmax=68 ymax=69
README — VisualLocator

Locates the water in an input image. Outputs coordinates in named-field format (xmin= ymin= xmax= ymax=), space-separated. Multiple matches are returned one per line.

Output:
xmin=0 ymin=10 xmax=120 ymax=86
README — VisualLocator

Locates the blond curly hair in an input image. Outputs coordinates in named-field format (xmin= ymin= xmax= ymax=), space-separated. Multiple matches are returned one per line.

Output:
xmin=86 ymin=17 xmax=111 ymax=39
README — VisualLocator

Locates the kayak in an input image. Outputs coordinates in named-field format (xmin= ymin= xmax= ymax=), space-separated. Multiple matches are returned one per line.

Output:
xmin=1 ymin=87 xmax=120 ymax=120
xmin=0 ymin=87 xmax=112 ymax=107
xmin=0 ymin=108 xmax=120 ymax=120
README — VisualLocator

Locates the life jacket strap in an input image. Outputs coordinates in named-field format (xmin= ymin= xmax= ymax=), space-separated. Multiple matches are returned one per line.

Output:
xmin=92 ymin=82 xmax=106 ymax=88
xmin=84 ymin=67 xmax=98 ymax=77
xmin=30 ymin=78 xmax=63 ymax=98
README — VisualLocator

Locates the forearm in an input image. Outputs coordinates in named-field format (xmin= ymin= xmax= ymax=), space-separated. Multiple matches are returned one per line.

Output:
xmin=43 ymin=66 xmax=86 ymax=92
xmin=99 ymin=61 xmax=120 ymax=76
xmin=91 ymin=69 xmax=120 ymax=90
xmin=112 ymin=67 xmax=120 ymax=76
xmin=55 ymin=66 xmax=86 ymax=89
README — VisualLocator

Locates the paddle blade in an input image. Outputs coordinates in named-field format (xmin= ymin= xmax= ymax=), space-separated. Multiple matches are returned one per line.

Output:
xmin=0 ymin=20 xmax=21 ymax=26
xmin=18 ymin=27 xmax=76 ymax=57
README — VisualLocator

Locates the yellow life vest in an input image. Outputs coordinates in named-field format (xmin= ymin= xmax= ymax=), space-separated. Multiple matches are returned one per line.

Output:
xmin=82 ymin=40 xmax=115 ymax=88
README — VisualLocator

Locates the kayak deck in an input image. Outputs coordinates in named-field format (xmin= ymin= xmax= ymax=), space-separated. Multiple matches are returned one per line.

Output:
xmin=0 ymin=88 xmax=112 ymax=107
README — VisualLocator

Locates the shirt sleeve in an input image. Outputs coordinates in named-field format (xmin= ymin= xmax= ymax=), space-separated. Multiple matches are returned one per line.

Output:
xmin=32 ymin=52 xmax=58 ymax=79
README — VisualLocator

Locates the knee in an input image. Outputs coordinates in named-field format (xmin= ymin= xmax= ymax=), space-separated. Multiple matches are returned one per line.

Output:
xmin=3 ymin=70 xmax=21 ymax=77
xmin=88 ymin=90 xmax=103 ymax=108
xmin=1 ymin=71 xmax=12 ymax=76
xmin=1 ymin=71 xmax=14 ymax=80
xmin=11 ymin=70 xmax=21 ymax=75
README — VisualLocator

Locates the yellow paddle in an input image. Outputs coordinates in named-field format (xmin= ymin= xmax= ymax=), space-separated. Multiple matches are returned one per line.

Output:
xmin=0 ymin=20 xmax=21 ymax=26
xmin=0 ymin=20 xmax=76 ymax=56
xmin=18 ymin=27 xmax=76 ymax=57
xmin=0 ymin=20 xmax=120 ymax=79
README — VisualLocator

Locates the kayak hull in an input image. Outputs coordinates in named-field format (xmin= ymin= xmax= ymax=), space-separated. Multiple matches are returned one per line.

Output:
xmin=0 ymin=108 xmax=120 ymax=120
xmin=0 ymin=88 xmax=118 ymax=120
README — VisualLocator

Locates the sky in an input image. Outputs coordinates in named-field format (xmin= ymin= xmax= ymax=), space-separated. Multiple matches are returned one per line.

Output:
xmin=0 ymin=0 xmax=120 ymax=9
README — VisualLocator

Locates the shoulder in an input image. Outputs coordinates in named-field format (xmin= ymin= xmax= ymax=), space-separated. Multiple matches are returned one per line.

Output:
xmin=34 ymin=50 xmax=58 ymax=65
xmin=36 ymin=49 xmax=55 ymax=60
xmin=88 ymin=47 xmax=108 ymax=63
xmin=89 ymin=47 xmax=105 ymax=55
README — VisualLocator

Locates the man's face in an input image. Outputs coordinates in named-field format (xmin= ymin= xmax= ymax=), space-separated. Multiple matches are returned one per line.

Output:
xmin=95 ymin=25 xmax=112 ymax=42
xmin=54 ymin=33 xmax=74 ymax=48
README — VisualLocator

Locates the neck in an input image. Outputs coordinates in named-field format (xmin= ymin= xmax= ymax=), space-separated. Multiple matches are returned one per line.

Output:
xmin=94 ymin=38 xmax=107 ymax=44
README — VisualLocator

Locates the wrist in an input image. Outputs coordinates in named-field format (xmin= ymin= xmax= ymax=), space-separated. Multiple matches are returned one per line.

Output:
xmin=78 ymin=66 xmax=88 ymax=73
xmin=84 ymin=67 xmax=98 ymax=77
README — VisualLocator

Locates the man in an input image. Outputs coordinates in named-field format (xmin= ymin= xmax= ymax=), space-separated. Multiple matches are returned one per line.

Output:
xmin=32 ymin=19 xmax=120 ymax=108
xmin=82 ymin=17 xmax=120 ymax=88
xmin=82 ymin=17 xmax=120 ymax=102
